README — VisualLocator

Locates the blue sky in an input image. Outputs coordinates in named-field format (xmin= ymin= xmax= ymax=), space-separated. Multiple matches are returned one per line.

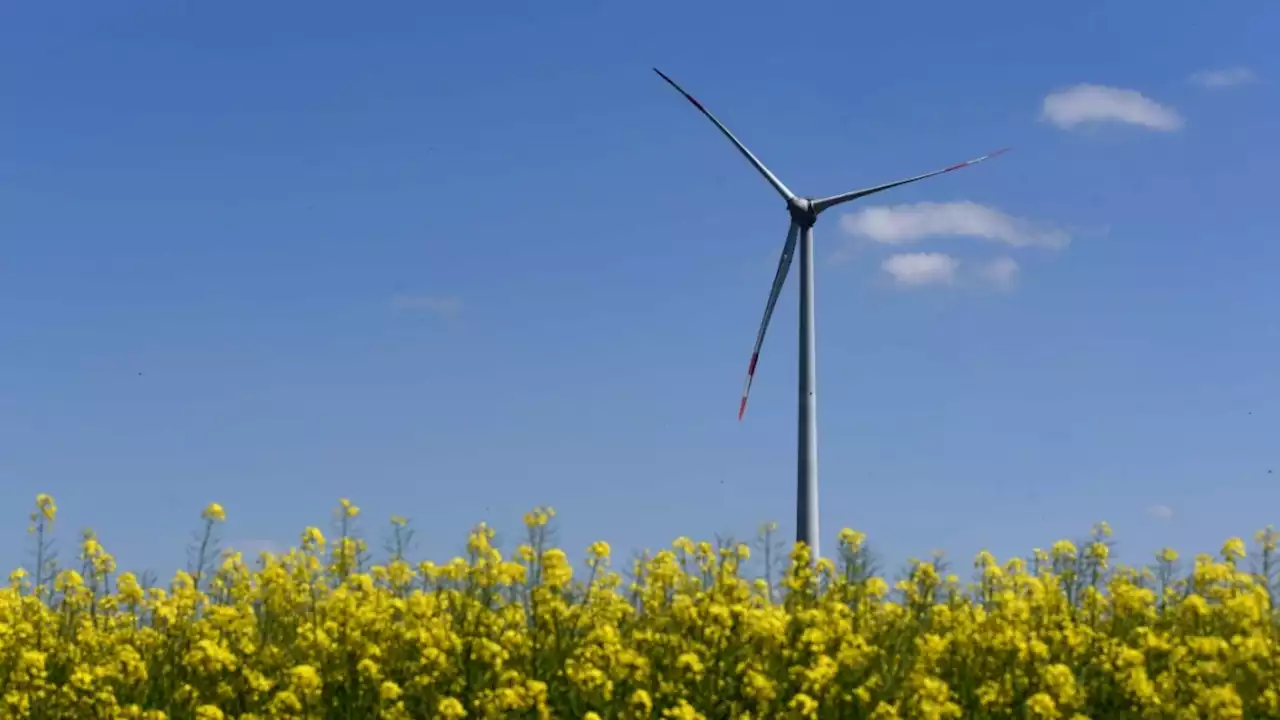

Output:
xmin=2 ymin=1 xmax=1277 ymax=579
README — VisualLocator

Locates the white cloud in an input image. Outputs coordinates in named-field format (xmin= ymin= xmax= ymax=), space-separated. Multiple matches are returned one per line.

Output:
xmin=1041 ymin=84 xmax=1183 ymax=131
xmin=977 ymin=257 xmax=1019 ymax=289
xmin=1147 ymin=504 xmax=1175 ymax=521
xmin=841 ymin=201 xmax=1070 ymax=249
xmin=881 ymin=253 xmax=959 ymax=287
xmin=1189 ymin=67 xmax=1257 ymax=88
xmin=392 ymin=294 xmax=463 ymax=316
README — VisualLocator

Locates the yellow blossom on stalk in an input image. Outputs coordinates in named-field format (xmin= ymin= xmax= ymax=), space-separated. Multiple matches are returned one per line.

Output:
xmin=1221 ymin=537 xmax=1247 ymax=562
xmin=675 ymin=652 xmax=705 ymax=679
xmin=339 ymin=498 xmax=360 ymax=518
xmin=540 ymin=548 xmax=573 ymax=587
xmin=662 ymin=699 xmax=704 ymax=720
xmin=523 ymin=506 xmax=555 ymax=528
xmin=3 ymin=496 xmax=1279 ymax=719
xmin=630 ymin=689 xmax=654 ymax=714
xmin=788 ymin=693 xmax=819 ymax=717
xmin=1087 ymin=541 xmax=1110 ymax=565
xmin=1026 ymin=692 xmax=1059 ymax=719
xmin=289 ymin=664 xmax=320 ymax=689
xmin=869 ymin=702 xmax=901 ymax=720
xmin=467 ymin=523 xmax=496 ymax=555
xmin=301 ymin=526 xmax=325 ymax=549
xmin=35 ymin=493 xmax=57 ymax=522
xmin=379 ymin=681 xmax=402 ymax=702
xmin=438 ymin=697 xmax=467 ymax=719
xmin=838 ymin=527 xmax=866 ymax=550
xmin=815 ymin=557 xmax=836 ymax=576
xmin=1051 ymin=540 xmax=1077 ymax=559
xmin=194 ymin=706 xmax=224 ymax=720
xmin=202 ymin=502 xmax=226 ymax=523
xmin=866 ymin=577 xmax=889 ymax=598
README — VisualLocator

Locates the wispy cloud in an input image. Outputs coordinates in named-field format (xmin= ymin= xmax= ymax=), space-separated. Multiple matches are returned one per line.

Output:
xmin=1147 ymin=504 xmax=1175 ymax=521
xmin=881 ymin=253 xmax=959 ymax=287
xmin=841 ymin=201 xmax=1070 ymax=249
xmin=977 ymin=257 xmax=1019 ymax=290
xmin=1189 ymin=67 xmax=1257 ymax=89
xmin=1041 ymin=84 xmax=1183 ymax=131
xmin=391 ymin=294 xmax=463 ymax=316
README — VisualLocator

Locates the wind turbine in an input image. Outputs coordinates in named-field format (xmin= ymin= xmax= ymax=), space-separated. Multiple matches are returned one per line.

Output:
xmin=654 ymin=69 xmax=1006 ymax=560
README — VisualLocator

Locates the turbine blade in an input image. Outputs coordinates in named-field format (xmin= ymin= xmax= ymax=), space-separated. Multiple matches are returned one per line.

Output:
xmin=810 ymin=148 xmax=1009 ymax=214
xmin=740 ymin=222 xmax=800 ymax=421
xmin=654 ymin=68 xmax=796 ymax=203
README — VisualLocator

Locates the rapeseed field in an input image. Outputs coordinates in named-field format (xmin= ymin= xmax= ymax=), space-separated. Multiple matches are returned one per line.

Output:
xmin=3 ymin=493 xmax=1278 ymax=719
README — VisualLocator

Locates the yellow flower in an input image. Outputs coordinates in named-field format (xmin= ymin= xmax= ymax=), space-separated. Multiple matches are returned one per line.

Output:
xmin=10 ymin=494 xmax=1280 ymax=720
xmin=357 ymin=658 xmax=381 ymax=681
xmin=838 ymin=527 xmax=867 ymax=551
xmin=301 ymin=526 xmax=326 ymax=548
xmin=1254 ymin=525 xmax=1278 ymax=552
xmin=866 ymin=577 xmax=889 ymax=598
xmin=1087 ymin=541 xmax=1109 ymax=564
xmin=438 ymin=696 xmax=467 ymax=719
xmin=661 ymin=700 xmax=704 ymax=720
xmin=1221 ymin=537 xmax=1246 ymax=561
xmin=193 ymin=706 xmax=224 ymax=720
xmin=1051 ymin=540 xmax=1077 ymax=559
xmin=675 ymin=652 xmax=705 ymax=679
xmin=288 ymin=664 xmax=321 ymax=692
xmin=588 ymin=540 xmax=611 ymax=560
xmin=202 ymin=502 xmax=226 ymax=523
xmin=35 ymin=493 xmax=58 ymax=522
xmin=541 ymin=548 xmax=573 ymax=587
xmin=523 ymin=506 xmax=555 ymax=528
xmin=339 ymin=498 xmax=360 ymax=518
xmin=630 ymin=689 xmax=654 ymax=714
xmin=1026 ymin=692 xmax=1059 ymax=719
xmin=788 ymin=693 xmax=819 ymax=717
xmin=379 ymin=681 xmax=402 ymax=702
xmin=869 ymin=702 xmax=901 ymax=720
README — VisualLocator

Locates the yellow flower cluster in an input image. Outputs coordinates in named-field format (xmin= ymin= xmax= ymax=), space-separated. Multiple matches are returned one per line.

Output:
xmin=3 ymin=496 xmax=1279 ymax=719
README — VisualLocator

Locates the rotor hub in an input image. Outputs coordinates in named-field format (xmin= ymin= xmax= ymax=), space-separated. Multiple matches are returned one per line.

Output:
xmin=787 ymin=197 xmax=818 ymax=227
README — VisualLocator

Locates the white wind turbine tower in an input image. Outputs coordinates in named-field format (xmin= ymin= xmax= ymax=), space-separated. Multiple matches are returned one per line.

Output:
xmin=654 ymin=69 xmax=1007 ymax=560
